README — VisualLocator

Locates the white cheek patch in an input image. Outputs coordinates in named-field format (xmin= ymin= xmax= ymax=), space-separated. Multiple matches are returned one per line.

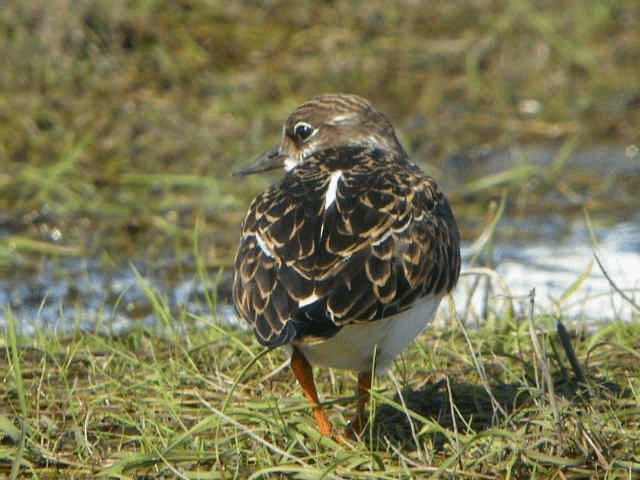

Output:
xmin=284 ymin=158 xmax=299 ymax=172
xmin=324 ymin=170 xmax=343 ymax=210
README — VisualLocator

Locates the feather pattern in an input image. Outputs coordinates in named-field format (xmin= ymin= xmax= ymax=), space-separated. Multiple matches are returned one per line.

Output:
xmin=233 ymin=94 xmax=461 ymax=438
xmin=234 ymin=139 xmax=460 ymax=348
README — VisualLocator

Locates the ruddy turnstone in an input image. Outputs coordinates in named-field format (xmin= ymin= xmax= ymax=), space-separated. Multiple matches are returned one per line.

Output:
xmin=233 ymin=94 xmax=460 ymax=438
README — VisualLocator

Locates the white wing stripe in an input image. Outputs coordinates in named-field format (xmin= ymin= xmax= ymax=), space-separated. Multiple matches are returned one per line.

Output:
xmin=324 ymin=170 xmax=342 ymax=210
xmin=254 ymin=232 xmax=275 ymax=258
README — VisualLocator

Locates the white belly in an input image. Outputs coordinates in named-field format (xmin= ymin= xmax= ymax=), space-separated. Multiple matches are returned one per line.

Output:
xmin=294 ymin=296 xmax=442 ymax=375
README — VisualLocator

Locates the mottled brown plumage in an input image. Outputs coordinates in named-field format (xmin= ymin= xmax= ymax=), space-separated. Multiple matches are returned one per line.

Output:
xmin=232 ymin=94 xmax=460 ymax=438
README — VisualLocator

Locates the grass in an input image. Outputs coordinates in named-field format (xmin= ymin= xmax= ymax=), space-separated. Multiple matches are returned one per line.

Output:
xmin=1 ymin=291 xmax=639 ymax=478
xmin=1 ymin=1 xmax=640 ymax=478
xmin=1 ymin=0 xmax=639 ymax=266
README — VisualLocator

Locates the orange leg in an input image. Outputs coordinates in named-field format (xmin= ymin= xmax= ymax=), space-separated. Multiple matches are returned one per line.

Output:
xmin=290 ymin=348 xmax=333 ymax=437
xmin=349 ymin=371 xmax=372 ymax=436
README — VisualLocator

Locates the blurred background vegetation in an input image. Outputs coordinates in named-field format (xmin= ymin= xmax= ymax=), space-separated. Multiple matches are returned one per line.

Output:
xmin=1 ymin=4 xmax=639 ymax=475
xmin=1 ymin=0 xmax=639 ymax=268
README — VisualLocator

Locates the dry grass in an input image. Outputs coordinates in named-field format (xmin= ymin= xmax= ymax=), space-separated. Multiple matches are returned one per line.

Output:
xmin=2 ymin=298 xmax=639 ymax=478
xmin=1 ymin=1 xmax=640 ymax=478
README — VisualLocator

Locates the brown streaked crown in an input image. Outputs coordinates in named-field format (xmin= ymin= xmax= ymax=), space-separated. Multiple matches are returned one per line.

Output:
xmin=233 ymin=94 xmax=461 ymax=347
xmin=280 ymin=94 xmax=404 ymax=165
xmin=234 ymin=94 xmax=404 ymax=176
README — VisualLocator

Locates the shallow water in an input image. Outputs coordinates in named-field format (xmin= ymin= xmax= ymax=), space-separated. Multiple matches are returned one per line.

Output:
xmin=1 ymin=213 xmax=638 ymax=335
xmin=2 ymin=143 xmax=639 ymax=334
xmin=456 ymin=214 xmax=640 ymax=327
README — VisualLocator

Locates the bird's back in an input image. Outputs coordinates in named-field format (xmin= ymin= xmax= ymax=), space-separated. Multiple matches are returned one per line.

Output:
xmin=233 ymin=144 xmax=460 ymax=348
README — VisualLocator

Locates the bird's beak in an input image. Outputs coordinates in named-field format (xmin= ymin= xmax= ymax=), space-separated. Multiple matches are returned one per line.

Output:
xmin=233 ymin=148 xmax=287 ymax=176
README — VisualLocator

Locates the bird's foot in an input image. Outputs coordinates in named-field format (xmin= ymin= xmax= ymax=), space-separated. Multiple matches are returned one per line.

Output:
xmin=343 ymin=412 xmax=369 ymax=441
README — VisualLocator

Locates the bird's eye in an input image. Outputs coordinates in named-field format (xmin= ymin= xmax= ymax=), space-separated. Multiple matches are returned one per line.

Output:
xmin=293 ymin=122 xmax=315 ymax=141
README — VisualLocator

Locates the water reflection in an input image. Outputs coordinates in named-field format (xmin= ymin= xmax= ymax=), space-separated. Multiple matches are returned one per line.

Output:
xmin=457 ymin=214 xmax=640 ymax=326
xmin=1 ymin=215 xmax=638 ymax=335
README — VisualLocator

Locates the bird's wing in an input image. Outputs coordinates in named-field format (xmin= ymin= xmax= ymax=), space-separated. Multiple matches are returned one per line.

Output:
xmin=233 ymin=147 xmax=460 ymax=347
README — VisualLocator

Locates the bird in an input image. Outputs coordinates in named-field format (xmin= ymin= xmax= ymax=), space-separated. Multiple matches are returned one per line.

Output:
xmin=232 ymin=93 xmax=460 ymax=439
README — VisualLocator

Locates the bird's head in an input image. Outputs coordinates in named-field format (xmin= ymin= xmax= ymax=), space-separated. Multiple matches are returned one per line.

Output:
xmin=234 ymin=94 xmax=404 ymax=176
